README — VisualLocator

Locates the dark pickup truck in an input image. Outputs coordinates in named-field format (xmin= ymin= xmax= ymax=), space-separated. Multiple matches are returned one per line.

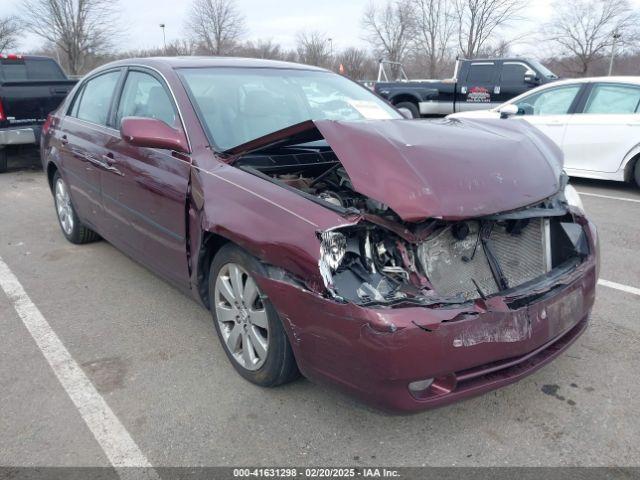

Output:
xmin=0 ymin=54 xmax=77 ymax=172
xmin=373 ymin=58 xmax=558 ymax=118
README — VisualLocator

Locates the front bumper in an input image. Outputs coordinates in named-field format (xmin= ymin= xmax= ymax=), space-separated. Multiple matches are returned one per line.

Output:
xmin=255 ymin=222 xmax=598 ymax=413
xmin=0 ymin=126 xmax=39 ymax=147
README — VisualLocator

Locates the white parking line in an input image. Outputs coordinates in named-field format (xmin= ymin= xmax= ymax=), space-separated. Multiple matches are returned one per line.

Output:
xmin=598 ymin=279 xmax=640 ymax=297
xmin=576 ymin=191 xmax=640 ymax=204
xmin=0 ymin=256 xmax=158 ymax=478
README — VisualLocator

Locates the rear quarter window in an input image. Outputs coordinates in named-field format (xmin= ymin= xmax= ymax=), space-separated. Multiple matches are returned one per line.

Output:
xmin=466 ymin=64 xmax=496 ymax=83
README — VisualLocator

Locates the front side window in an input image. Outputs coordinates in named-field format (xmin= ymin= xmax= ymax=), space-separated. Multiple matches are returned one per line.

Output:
xmin=178 ymin=68 xmax=401 ymax=150
xmin=73 ymin=71 xmax=121 ymax=125
xmin=515 ymin=85 xmax=581 ymax=116
xmin=116 ymin=71 xmax=178 ymax=127
xmin=583 ymin=84 xmax=640 ymax=114
xmin=501 ymin=63 xmax=527 ymax=84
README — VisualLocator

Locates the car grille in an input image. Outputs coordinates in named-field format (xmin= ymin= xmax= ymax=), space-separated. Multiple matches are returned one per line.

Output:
xmin=417 ymin=219 xmax=549 ymax=300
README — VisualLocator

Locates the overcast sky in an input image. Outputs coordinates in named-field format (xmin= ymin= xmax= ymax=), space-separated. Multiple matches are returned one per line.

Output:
xmin=2 ymin=0 xmax=639 ymax=59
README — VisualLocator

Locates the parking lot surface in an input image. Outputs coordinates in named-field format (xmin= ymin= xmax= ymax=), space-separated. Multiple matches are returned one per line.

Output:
xmin=1 ymin=148 xmax=639 ymax=468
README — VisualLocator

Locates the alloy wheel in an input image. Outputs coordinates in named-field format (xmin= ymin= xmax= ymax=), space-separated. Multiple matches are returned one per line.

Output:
xmin=55 ymin=178 xmax=74 ymax=236
xmin=214 ymin=263 xmax=269 ymax=371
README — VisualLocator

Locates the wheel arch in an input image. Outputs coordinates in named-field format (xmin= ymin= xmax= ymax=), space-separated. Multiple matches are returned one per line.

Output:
xmin=623 ymin=148 xmax=640 ymax=184
xmin=196 ymin=230 xmax=231 ymax=309
xmin=389 ymin=93 xmax=421 ymax=106
xmin=46 ymin=160 xmax=59 ymax=192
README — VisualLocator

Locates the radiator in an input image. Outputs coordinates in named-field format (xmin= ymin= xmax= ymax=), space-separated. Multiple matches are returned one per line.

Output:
xmin=417 ymin=219 xmax=550 ymax=300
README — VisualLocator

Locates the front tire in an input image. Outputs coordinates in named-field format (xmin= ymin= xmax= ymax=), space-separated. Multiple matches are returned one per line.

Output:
xmin=208 ymin=244 xmax=299 ymax=387
xmin=634 ymin=159 xmax=640 ymax=188
xmin=53 ymin=172 xmax=100 ymax=244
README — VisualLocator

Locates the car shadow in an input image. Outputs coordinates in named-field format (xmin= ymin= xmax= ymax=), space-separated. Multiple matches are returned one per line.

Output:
xmin=2 ymin=146 xmax=42 ymax=173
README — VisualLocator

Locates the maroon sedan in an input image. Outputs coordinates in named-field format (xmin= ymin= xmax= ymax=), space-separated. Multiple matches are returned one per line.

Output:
xmin=40 ymin=57 xmax=598 ymax=412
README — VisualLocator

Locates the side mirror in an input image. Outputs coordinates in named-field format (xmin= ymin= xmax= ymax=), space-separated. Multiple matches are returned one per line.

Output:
xmin=398 ymin=107 xmax=415 ymax=119
xmin=120 ymin=117 xmax=189 ymax=153
xmin=524 ymin=70 xmax=539 ymax=85
xmin=498 ymin=104 xmax=519 ymax=118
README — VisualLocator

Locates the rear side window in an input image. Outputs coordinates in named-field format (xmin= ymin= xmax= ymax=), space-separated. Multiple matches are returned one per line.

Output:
xmin=583 ymin=84 xmax=640 ymax=114
xmin=467 ymin=64 xmax=496 ymax=83
xmin=0 ymin=58 xmax=66 ymax=81
xmin=501 ymin=63 xmax=527 ymax=84
xmin=115 ymin=71 xmax=177 ymax=128
xmin=73 ymin=71 xmax=121 ymax=125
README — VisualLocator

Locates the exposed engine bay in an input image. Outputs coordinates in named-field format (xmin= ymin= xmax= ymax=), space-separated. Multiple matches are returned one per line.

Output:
xmin=236 ymin=144 xmax=589 ymax=307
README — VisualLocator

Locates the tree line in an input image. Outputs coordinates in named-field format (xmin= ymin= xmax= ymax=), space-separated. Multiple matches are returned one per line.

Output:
xmin=0 ymin=0 xmax=638 ymax=79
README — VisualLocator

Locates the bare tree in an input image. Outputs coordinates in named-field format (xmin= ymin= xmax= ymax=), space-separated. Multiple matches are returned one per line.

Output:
xmin=543 ymin=0 xmax=639 ymax=76
xmin=296 ymin=31 xmax=332 ymax=68
xmin=413 ymin=0 xmax=455 ymax=77
xmin=336 ymin=47 xmax=377 ymax=80
xmin=187 ymin=0 xmax=246 ymax=55
xmin=0 ymin=16 xmax=21 ymax=52
xmin=237 ymin=39 xmax=285 ymax=60
xmin=454 ymin=0 xmax=526 ymax=58
xmin=22 ymin=0 xmax=118 ymax=75
xmin=362 ymin=0 xmax=416 ymax=68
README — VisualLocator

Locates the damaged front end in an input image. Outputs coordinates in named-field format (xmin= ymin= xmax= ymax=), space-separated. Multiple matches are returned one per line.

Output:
xmin=218 ymin=118 xmax=598 ymax=411
xmin=224 ymin=118 xmax=591 ymax=310
xmin=317 ymin=198 xmax=590 ymax=308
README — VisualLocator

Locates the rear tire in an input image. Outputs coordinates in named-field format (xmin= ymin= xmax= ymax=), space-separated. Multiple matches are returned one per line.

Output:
xmin=395 ymin=101 xmax=420 ymax=118
xmin=52 ymin=172 xmax=100 ymax=244
xmin=208 ymin=243 xmax=299 ymax=387
xmin=0 ymin=149 xmax=7 ymax=173
xmin=634 ymin=159 xmax=640 ymax=188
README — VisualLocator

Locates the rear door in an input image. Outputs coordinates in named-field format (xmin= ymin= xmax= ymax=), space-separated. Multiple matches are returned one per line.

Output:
xmin=510 ymin=83 xmax=585 ymax=148
xmin=58 ymin=69 xmax=123 ymax=231
xmin=456 ymin=61 xmax=500 ymax=112
xmin=103 ymin=67 xmax=191 ymax=287
xmin=562 ymin=82 xmax=640 ymax=174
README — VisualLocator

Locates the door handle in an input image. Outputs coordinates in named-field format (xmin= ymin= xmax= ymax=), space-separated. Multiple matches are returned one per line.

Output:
xmin=545 ymin=121 xmax=564 ymax=126
xmin=101 ymin=152 xmax=123 ymax=176
xmin=102 ymin=152 xmax=115 ymax=165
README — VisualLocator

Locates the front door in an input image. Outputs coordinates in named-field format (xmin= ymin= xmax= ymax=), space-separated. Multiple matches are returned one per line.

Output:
xmin=102 ymin=68 xmax=191 ymax=288
xmin=512 ymin=83 xmax=584 ymax=148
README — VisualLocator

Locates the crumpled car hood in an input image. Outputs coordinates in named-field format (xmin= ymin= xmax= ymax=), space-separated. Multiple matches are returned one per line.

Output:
xmin=225 ymin=118 xmax=563 ymax=222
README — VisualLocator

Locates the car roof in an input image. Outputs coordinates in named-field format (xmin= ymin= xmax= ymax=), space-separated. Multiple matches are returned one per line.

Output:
xmin=97 ymin=56 xmax=328 ymax=72
xmin=543 ymin=76 xmax=640 ymax=86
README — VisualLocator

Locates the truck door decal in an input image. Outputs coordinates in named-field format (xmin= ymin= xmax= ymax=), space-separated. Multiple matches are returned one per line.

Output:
xmin=467 ymin=86 xmax=491 ymax=103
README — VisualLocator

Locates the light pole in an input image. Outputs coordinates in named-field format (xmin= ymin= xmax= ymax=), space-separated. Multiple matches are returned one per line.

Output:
xmin=160 ymin=23 xmax=167 ymax=54
xmin=608 ymin=30 xmax=621 ymax=76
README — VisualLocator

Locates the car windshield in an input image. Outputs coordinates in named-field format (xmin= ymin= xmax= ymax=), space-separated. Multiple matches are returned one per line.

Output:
xmin=528 ymin=60 xmax=558 ymax=79
xmin=177 ymin=67 xmax=401 ymax=151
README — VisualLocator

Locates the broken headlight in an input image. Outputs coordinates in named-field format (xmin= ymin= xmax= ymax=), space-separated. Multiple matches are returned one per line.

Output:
xmin=318 ymin=226 xmax=416 ymax=304
xmin=318 ymin=231 xmax=347 ymax=288
xmin=563 ymin=184 xmax=584 ymax=214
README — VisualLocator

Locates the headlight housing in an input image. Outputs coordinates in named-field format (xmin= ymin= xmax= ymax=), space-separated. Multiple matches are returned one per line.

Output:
xmin=318 ymin=231 xmax=347 ymax=288
xmin=564 ymin=184 xmax=584 ymax=214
